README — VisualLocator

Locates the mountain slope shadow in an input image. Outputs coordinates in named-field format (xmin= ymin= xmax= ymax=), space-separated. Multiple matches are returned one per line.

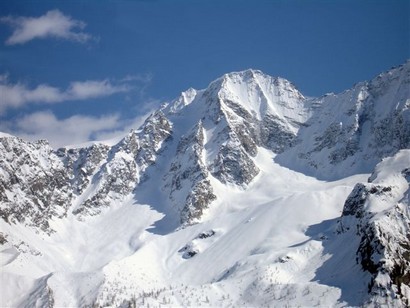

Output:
xmin=306 ymin=218 xmax=371 ymax=306
xmin=131 ymin=145 xmax=182 ymax=235
xmin=132 ymin=182 xmax=181 ymax=235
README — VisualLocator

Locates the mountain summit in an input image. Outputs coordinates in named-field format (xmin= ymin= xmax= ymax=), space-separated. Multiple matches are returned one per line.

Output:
xmin=1 ymin=62 xmax=409 ymax=307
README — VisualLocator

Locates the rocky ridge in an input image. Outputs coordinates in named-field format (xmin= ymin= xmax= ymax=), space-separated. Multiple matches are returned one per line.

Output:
xmin=277 ymin=62 xmax=410 ymax=179
xmin=0 ymin=63 xmax=409 ymax=307
xmin=1 ymin=64 xmax=409 ymax=229
xmin=338 ymin=150 xmax=410 ymax=306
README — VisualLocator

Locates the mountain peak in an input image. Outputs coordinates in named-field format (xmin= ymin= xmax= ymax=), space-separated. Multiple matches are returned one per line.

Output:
xmin=168 ymin=87 xmax=198 ymax=114
xmin=214 ymin=69 xmax=299 ymax=94
xmin=221 ymin=68 xmax=264 ymax=81
xmin=1 ymin=63 xmax=410 ymax=307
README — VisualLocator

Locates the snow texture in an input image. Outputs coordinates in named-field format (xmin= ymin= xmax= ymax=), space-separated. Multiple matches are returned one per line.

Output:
xmin=1 ymin=62 xmax=409 ymax=307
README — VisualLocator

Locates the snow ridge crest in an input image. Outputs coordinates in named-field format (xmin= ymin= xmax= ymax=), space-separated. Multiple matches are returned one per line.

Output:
xmin=0 ymin=62 xmax=409 ymax=307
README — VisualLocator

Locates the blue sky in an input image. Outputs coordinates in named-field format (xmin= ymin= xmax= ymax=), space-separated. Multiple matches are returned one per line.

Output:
xmin=0 ymin=0 xmax=409 ymax=147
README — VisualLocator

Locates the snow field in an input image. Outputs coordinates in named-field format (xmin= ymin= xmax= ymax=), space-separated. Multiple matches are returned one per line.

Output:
xmin=92 ymin=148 xmax=369 ymax=307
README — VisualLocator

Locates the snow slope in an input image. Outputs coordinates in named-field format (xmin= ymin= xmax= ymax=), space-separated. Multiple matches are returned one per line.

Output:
xmin=96 ymin=148 xmax=370 ymax=307
xmin=276 ymin=61 xmax=410 ymax=179
xmin=1 ymin=62 xmax=409 ymax=307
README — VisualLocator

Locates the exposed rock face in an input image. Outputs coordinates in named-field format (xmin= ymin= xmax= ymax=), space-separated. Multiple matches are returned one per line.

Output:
xmin=164 ymin=121 xmax=216 ymax=223
xmin=211 ymin=135 xmax=259 ymax=185
xmin=159 ymin=69 xmax=308 ymax=223
xmin=69 ymin=110 xmax=174 ymax=217
xmin=0 ymin=64 xmax=409 ymax=230
xmin=136 ymin=110 xmax=173 ymax=166
xmin=0 ymin=136 xmax=72 ymax=232
xmin=0 ymin=109 xmax=174 ymax=229
xmin=260 ymin=114 xmax=299 ymax=153
xmin=182 ymin=179 xmax=215 ymax=224
xmin=0 ymin=65 xmax=409 ymax=307
xmin=214 ymin=69 xmax=308 ymax=156
xmin=57 ymin=144 xmax=110 ymax=195
xmin=277 ymin=62 xmax=410 ymax=179
xmin=338 ymin=151 xmax=410 ymax=306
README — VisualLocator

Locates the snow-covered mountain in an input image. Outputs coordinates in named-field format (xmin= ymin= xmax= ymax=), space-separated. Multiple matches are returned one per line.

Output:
xmin=1 ymin=62 xmax=409 ymax=307
xmin=277 ymin=62 xmax=410 ymax=179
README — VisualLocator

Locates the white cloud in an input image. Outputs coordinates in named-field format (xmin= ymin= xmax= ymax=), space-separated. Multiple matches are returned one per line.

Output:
xmin=0 ymin=9 xmax=93 ymax=45
xmin=0 ymin=71 xmax=159 ymax=147
xmin=2 ymin=111 xmax=122 ymax=148
xmin=0 ymin=102 xmax=158 ymax=148
xmin=66 ymin=80 xmax=130 ymax=100
xmin=120 ymin=73 xmax=153 ymax=83
xmin=0 ymin=77 xmax=133 ymax=114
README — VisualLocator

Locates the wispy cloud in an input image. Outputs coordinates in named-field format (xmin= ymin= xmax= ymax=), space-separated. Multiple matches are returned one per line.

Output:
xmin=1 ymin=111 xmax=122 ymax=148
xmin=66 ymin=80 xmax=131 ymax=100
xmin=0 ymin=72 xmax=158 ymax=147
xmin=0 ymin=9 xmax=94 ymax=45
xmin=0 ymin=109 xmax=156 ymax=148
xmin=0 ymin=75 xmax=133 ymax=114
